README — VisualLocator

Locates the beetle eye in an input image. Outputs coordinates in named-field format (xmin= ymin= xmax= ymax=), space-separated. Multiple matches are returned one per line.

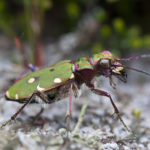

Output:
xmin=99 ymin=59 xmax=109 ymax=67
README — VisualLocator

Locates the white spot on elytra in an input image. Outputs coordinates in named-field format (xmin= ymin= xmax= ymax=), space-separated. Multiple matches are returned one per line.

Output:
xmin=70 ymin=73 xmax=74 ymax=79
xmin=28 ymin=77 xmax=35 ymax=83
xmin=54 ymin=78 xmax=62 ymax=83
xmin=6 ymin=91 xmax=10 ymax=98
xmin=15 ymin=94 xmax=19 ymax=99
xmin=37 ymin=84 xmax=45 ymax=91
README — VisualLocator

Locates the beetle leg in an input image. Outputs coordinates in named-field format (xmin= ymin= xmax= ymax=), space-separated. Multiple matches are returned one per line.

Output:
xmin=34 ymin=91 xmax=49 ymax=103
xmin=15 ymin=68 xmax=29 ymax=82
xmin=14 ymin=64 xmax=37 ymax=83
xmin=1 ymin=91 xmax=48 ymax=128
xmin=29 ymin=107 xmax=44 ymax=126
xmin=28 ymin=64 xmax=37 ymax=72
xmin=1 ymin=94 xmax=33 ymax=128
xmin=109 ymin=76 xmax=116 ymax=89
xmin=88 ymin=83 xmax=132 ymax=134
xmin=66 ymin=83 xmax=73 ymax=131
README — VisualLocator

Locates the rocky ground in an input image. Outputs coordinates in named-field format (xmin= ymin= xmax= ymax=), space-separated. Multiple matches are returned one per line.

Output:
xmin=0 ymin=38 xmax=150 ymax=150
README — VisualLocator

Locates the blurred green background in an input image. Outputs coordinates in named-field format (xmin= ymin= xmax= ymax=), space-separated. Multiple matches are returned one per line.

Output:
xmin=0 ymin=0 xmax=150 ymax=66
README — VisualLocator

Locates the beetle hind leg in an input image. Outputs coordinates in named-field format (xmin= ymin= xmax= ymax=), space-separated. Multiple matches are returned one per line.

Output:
xmin=28 ymin=64 xmax=37 ymax=72
xmin=1 ymin=91 xmax=49 ymax=128
xmin=29 ymin=107 xmax=46 ymax=126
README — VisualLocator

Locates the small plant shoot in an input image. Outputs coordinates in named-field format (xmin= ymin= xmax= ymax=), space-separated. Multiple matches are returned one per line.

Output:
xmin=2 ymin=50 xmax=150 ymax=133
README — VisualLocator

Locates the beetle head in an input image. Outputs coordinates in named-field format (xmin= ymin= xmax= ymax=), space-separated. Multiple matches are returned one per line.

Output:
xmin=94 ymin=50 xmax=150 ymax=83
xmin=96 ymin=58 xmax=127 ymax=82
xmin=91 ymin=51 xmax=126 ymax=82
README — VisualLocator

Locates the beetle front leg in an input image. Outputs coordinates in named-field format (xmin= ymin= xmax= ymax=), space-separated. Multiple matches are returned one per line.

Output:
xmin=1 ymin=91 xmax=49 ymax=128
xmin=88 ymin=84 xmax=132 ymax=133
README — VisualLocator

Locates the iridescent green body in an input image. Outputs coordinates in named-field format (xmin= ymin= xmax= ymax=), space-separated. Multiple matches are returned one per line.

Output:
xmin=76 ymin=51 xmax=114 ymax=70
xmin=76 ymin=57 xmax=93 ymax=70
xmin=92 ymin=51 xmax=114 ymax=62
xmin=5 ymin=51 xmax=117 ymax=103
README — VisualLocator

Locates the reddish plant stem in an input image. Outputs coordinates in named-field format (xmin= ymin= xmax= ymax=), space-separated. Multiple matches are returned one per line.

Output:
xmin=15 ymin=37 xmax=28 ymax=68
xmin=31 ymin=0 xmax=44 ymax=67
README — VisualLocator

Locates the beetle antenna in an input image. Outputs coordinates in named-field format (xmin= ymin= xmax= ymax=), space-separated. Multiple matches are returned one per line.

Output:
xmin=116 ymin=64 xmax=150 ymax=77
xmin=123 ymin=65 xmax=150 ymax=77
xmin=116 ymin=54 xmax=150 ymax=61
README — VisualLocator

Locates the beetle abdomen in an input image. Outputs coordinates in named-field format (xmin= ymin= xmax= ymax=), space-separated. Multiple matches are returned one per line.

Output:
xmin=5 ymin=60 xmax=75 ymax=101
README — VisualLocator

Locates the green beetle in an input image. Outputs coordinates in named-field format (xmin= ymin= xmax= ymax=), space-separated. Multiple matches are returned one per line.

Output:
xmin=3 ymin=50 xmax=149 ymax=132
xmin=6 ymin=51 xmax=122 ymax=104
